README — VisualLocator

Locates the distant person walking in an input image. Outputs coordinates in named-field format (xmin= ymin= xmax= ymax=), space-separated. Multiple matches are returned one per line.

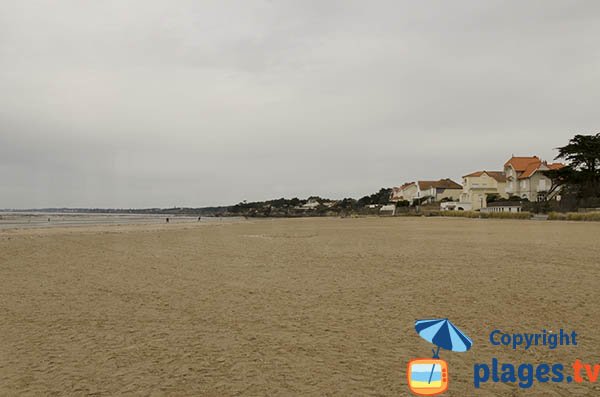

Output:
xmin=166 ymin=217 xmax=169 ymax=223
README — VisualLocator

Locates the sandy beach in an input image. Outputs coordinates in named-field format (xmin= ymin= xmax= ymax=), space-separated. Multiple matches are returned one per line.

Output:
xmin=1 ymin=217 xmax=600 ymax=396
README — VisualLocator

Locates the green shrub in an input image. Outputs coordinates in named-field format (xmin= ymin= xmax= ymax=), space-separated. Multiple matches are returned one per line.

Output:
xmin=480 ymin=211 xmax=531 ymax=219
xmin=439 ymin=211 xmax=530 ymax=219
xmin=578 ymin=212 xmax=600 ymax=221
xmin=548 ymin=211 xmax=600 ymax=221
xmin=439 ymin=211 xmax=480 ymax=218
xmin=548 ymin=212 xmax=567 ymax=220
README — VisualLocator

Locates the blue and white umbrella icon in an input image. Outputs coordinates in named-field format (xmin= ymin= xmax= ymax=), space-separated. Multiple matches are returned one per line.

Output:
xmin=415 ymin=318 xmax=472 ymax=383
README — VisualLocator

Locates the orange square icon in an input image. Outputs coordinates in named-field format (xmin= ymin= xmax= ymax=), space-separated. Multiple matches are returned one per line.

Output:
xmin=407 ymin=358 xmax=449 ymax=396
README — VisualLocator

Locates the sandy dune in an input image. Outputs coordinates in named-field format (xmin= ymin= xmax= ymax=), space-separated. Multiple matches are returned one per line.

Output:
xmin=1 ymin=217 xmax=599 ymax=396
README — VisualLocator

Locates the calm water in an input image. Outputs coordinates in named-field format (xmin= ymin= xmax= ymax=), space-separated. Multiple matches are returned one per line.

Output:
xmin=0 ymin=212 xmax=241 ymax=230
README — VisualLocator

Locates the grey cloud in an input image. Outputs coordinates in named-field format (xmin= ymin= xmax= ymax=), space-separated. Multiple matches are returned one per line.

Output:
xmin=1 ymin=0 xmax=599 ymax=207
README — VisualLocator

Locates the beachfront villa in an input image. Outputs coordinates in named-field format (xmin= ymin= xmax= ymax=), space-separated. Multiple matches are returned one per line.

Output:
xmin=418 ymin=179 xmax=463 ymax=204
xmin=391 ymin=179 xmax=462 ymax=204
xmin=504 ymin=156 xmax=564 ymax=201
xmin=390 ymin=182 xmax=418 ymax=202
xmin=459 ymin=171 xmax=508 ymax=210
xmin=391 ymin=155 xmax=565 ymax=211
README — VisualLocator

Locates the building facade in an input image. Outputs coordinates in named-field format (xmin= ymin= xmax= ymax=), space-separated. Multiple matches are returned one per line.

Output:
xmin=504 ymin=156 xmax=564 ymax=201
xmin=480 ymin=201 xmax=523 ymax=213
xmin=392 ymin=179 xmax=462 ymax=204
xmin=391 ymin=182 xmax=418 ymax=203
xmin=417 ymin=179 xmax=463 ymax=204
xmin=460 ymin=171 xmax=508 ymax=210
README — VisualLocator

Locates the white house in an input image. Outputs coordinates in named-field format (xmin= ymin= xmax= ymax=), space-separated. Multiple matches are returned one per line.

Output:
xmin=391 ymin=179 xmax=462 ymax=205
xmin=480 ymin=201 xmax=523 ymax=213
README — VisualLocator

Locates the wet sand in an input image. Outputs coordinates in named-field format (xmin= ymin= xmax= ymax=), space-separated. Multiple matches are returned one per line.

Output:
xmin=1 ymin=217 xmax=599 ymax=396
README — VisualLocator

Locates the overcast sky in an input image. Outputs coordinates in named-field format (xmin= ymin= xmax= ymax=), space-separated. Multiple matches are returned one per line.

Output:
xmin=1 ymin=1 xmax=599 ymax=208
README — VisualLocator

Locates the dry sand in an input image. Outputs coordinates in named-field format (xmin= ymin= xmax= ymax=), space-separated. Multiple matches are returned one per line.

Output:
xmin=1 ymin=217 xmax=599 ymax=396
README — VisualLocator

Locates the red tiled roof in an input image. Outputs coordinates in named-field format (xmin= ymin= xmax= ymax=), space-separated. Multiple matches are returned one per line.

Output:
xmin=504 ymin=156 xmax=540 ymax=171
xmin=463 ymin=171 xmax=485 ymax=178
xmin=518 ymin=161 xmax=566 ymax=179
xmin=462 ymin=171 xmax=507 ymax=182
xmin=418 ymin=178 xmax=462 ymax=190
xmin=418 ymin=181 xmax=432 ymax=190
xmin=519 ymin=162 xmax=540 ymax=179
